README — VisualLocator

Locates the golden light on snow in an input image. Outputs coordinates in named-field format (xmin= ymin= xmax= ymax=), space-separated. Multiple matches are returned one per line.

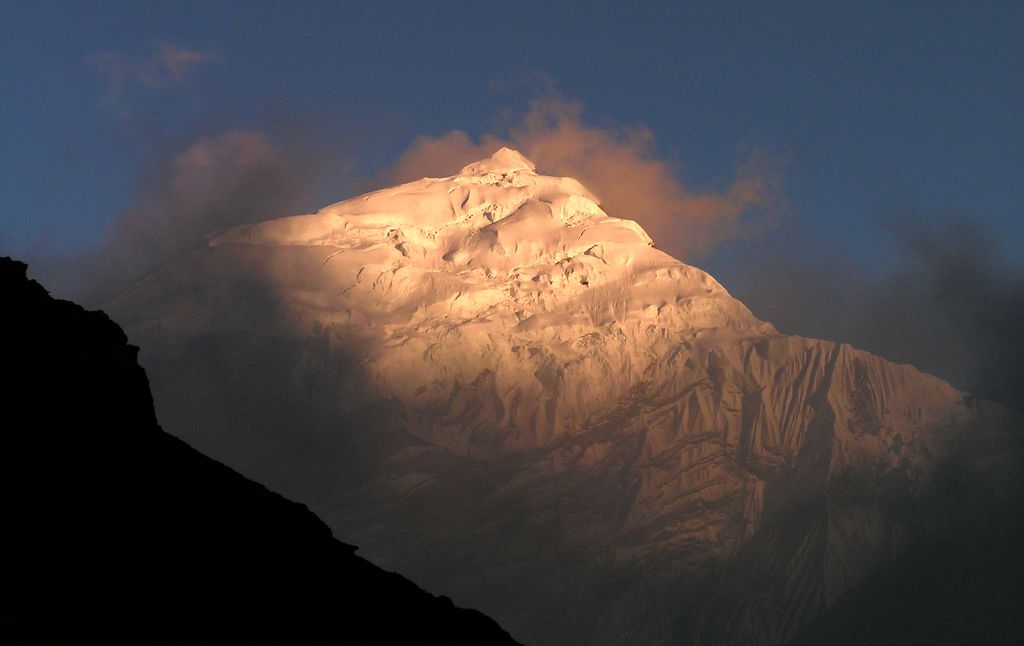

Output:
xmin=110 ymin=148 xmax=992 ymax=645
xmin=378 ymin=99 xmax=782 ymax=259
xmin=201 ymin=148 xmax=777 ymax=452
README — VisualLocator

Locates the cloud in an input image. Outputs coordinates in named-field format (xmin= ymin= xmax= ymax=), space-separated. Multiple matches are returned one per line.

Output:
xmin=377 ymin=97 xmax=783 ymax=260
xmin=724 ymin=214 xmax=1024 ymax=411
xmin=89 ymin=42 xmax=209 ymax=112
xmin=41 ymin=129 xmax=313 ymax=304
xmin=37 ymin=90 xmax=781 ymax=309
xmin=866 ymin=216 xmax=1024 ymax=410
xmin=381 ymin=94 xmax=1017 ymax=410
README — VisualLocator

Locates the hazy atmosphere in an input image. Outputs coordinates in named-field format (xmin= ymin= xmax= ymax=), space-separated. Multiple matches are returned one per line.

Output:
xmin=4 ymin=4 xmax=1023 ymax=644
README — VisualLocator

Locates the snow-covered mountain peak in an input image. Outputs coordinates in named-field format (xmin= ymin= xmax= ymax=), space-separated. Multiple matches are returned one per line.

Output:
xmin=204 ymin=149 xmax=766 ymax=338
xmin=459 ymin=147 xmax=536 ymax=175
xmin=112 ymin=147 xmax=998 ymax=645
xmin=147 ymin=150 xmax=779 ymax=449
xmin=207 ymin=149 xmax=654 ymax=276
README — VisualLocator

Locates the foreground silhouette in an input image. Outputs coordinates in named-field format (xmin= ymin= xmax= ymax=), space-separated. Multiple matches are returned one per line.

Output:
xmin=0 ymin=256 xmax=518 ymax=644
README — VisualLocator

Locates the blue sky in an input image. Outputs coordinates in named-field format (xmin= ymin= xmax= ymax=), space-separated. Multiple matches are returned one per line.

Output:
xmin=4 ymin=2 xmax=1021 ymax=259
xmin=2 ymin=2 xmax=1023 ymax=397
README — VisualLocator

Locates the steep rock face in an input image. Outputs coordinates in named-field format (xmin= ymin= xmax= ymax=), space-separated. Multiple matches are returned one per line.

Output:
xmin=107 ymin=150 xmax=1018 ymax=644
xmin=0 ymin=257 xmax=518 ymax=644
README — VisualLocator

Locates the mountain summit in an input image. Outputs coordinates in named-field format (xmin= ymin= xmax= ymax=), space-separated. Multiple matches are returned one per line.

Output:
xmin=459 ymin=146 xmax=537 ymax=174
xmin=110 ymin=151 xmax=1021 ymax=644
xmin=194 ymin=147 xmax=773 ymax=452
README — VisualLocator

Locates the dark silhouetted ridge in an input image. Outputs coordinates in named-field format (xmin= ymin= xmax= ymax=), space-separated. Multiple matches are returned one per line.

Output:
xmin=0 ymin=256 xmax=519 ymax=644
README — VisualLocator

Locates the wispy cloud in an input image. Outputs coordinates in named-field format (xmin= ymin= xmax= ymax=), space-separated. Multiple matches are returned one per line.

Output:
xmin=89 ymin=42 xmax=209 ymax=114
xmin=377 ymin=96 xmax=784 ymax=260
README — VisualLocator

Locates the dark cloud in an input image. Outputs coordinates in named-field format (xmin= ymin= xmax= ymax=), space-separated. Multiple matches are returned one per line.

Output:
xmin=36 ymin=129 xmax=318 ymax=305
xmin=723 ymin=213 xmax=1024 ymax=411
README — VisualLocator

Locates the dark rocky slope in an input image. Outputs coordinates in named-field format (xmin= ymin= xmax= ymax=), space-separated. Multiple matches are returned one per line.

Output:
xmin=0 ymin=256 xmax=518 ymax=644
xmin=785 ymin=418 xmax=1024 ymax=646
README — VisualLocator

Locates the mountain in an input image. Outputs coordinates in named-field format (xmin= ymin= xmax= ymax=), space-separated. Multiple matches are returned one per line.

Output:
xmin=0 ymin=257 xmax=518 ymax=644
xmin=106 ymin=149 xmax=1022 ymax=644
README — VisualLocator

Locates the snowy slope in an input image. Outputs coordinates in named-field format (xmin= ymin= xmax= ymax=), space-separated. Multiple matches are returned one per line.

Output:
xmin=109 ymin=149 xmax=1016 ymax=645
xmin=173 ymin=147 xmax=773 ymax=451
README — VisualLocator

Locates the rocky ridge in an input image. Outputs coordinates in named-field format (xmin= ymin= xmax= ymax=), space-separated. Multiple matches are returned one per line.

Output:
xmin=0 ymin=256 xmax=518 ymax=644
